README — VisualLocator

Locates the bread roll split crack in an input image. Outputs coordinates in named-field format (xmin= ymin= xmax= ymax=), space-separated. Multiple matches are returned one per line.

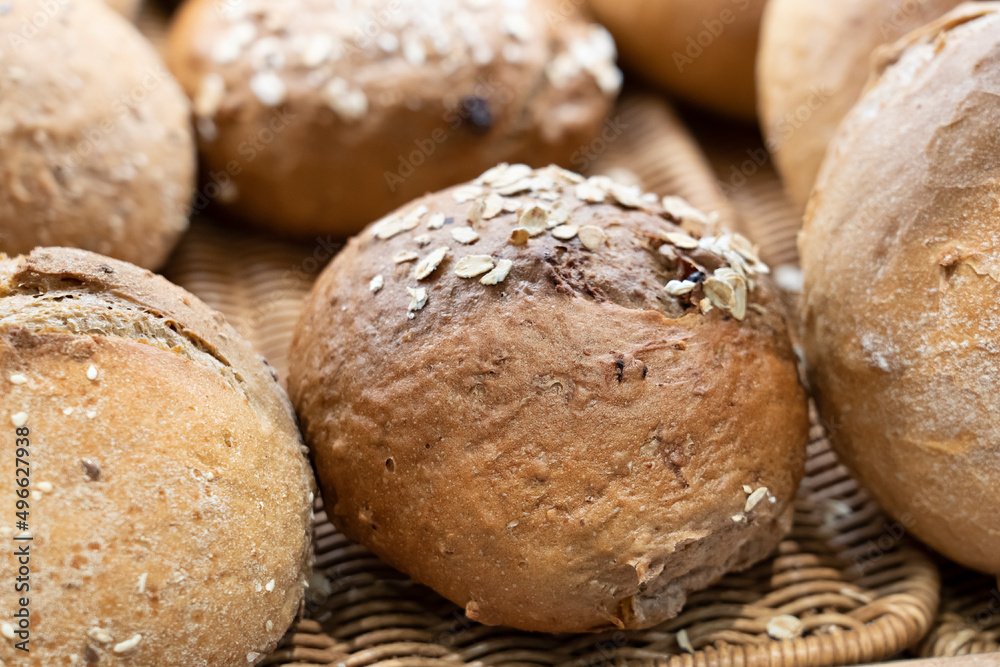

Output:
xmin=0 ymin=248 xmax=315 ymax=666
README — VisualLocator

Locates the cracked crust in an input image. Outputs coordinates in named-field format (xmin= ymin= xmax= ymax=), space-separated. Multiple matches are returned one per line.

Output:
xmin=801 ymin=4 xmax=1000 ymax=578
xmin=0 ymin=0 xmax=194 ymax=270
xmin=0 ymin=248 xmax=315 ymax=666
xmin=166 ymin=0 xmax=620 ymax=236
xmin=289 ymin=166 xmax=808 ymax=633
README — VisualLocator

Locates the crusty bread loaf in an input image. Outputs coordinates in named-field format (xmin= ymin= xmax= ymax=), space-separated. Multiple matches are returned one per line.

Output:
xmin=0 ymin=248 xmax=315 ymax=665
xmin=757 ymin=0 xmax=966 ymax=209
xmin=166 ymin=0 xmax=621 ymax=237
xmin=0 ymin=0 xmax=194 ymax=271
xmin=801 ymin=4 xmax=1000 ymax=577
xmin=589 ymin=0 xmax=766 ymax=119
xmin=289 ymin=165 xmax=809 ymax=633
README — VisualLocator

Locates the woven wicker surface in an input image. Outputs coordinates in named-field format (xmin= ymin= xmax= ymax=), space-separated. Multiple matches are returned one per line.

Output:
xmin=157 ymin=95 xmax=943 ymax=667
xmin=919 ymin=565 xmax=1000 ymax=658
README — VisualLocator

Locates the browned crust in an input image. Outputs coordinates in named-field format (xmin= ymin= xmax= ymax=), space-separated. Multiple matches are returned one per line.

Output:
xmin=757 ymin=0 xmax=967 ymax=209
xmin=289 ymin=166 xmax=808 ymax=633
xmin=0 ymin=248 xmax=315 ymax=665
xmin=801 ymin=4 xmax=1000 ymax=577
xmin=0 ymin=0 xmax=194 ymax=270
xmin=589 ymin=0 xmax=766 ymax=120
xmin=166 ymin=0 xmax=619 ymax=236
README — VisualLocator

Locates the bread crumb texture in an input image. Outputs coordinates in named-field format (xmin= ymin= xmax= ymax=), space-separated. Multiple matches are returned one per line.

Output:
xmin=801 ymin=5 xmax=1000 ymax=576
xmin=290 ymin=165 xmax=809 ymax=633
xmin=0 ymin=248 xmax=315 ymax=665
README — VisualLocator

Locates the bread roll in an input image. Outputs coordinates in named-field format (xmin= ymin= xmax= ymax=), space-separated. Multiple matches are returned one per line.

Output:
xmin=166 ymin=0 xmax=621 ymax=237
xmin=0 ymin=0 xmax=194 ymax=271
xmin=289 ymin=164 xmax=809 ymax=633
xmin=801 ymin=5 xmax=1000 ymax=577
xmin=757 ymin=0 xmax=966 ymax=209
xmin=106 ymin=0 xmax=142 ymax=19
xmin=588 ymin=0 xmax=766 ymax=119
xmin=0 ymin=248 xmax=315 ymax=665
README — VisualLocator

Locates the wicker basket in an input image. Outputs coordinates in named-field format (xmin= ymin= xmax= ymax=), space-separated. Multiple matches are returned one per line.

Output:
xmin=159 ymin=94 xmax=943 ymax=667
xmin=919 ymin=564 xmax=1000 ymax=658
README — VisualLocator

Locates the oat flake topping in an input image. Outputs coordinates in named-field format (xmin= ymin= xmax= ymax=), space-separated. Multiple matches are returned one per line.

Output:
xmin=205 ymin=0 xmax=621 ymax=123
xmin=366 ymin=164 xmax=767 ymax=321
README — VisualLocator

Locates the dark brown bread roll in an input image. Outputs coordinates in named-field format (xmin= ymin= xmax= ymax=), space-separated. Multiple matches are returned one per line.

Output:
xmin=289 ymin=165 xmax=809 ymax=633
xmin=167 ymin=0 xmax=621 ymax=237
xmin=0 ymin=248 xmax=315 ymax=665
xmin=801 ymin=5 xmax=1000 ymax=578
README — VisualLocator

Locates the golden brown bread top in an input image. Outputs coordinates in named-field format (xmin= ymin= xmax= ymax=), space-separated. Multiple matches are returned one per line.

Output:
xmin=0 ymin=248 xmax=315 ymax=665
xmin=290 ymin=166 xmax=808 ymax=632
xmin=757 ymin=0 xmax=966 ymax=209
xmin=0 ymin=247 xmax=295 ymax=422
xmin=166 ymin=0 xmax=620 ymax=235
xmin=589 ymin=0 xmax=766 ymax=119
xmin=0 ymin=0 xmax=195 ymax=270
xmin=801 ymin=4 xmax=1000 ymax=576
xmin=171 ymin=0 xmax=619 ymax=126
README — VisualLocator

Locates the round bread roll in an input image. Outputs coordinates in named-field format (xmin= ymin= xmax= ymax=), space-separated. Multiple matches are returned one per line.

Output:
xmin=0 ymin=0 xmax=195 ymax=271
xmin=167 ymin=0 xmax=621 ymax=237
xmin=106 ymin=0 xmax=142 ymax=19
xmin=801 ymin=5 xmax=1000 ymax=577
xmin=757 ymin=0 xmax=967 ymax=209
xmin=588 ymin=0 xmax=766 ymax=119
xmin=289 ymin=165 xmax=809 ymax=633
xmin=0 ymin=248 xmax=315 ymax=665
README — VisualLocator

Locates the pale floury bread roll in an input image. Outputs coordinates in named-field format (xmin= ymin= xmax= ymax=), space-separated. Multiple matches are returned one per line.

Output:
xmin=589 ymin=0 xmax=767 ymax=119
xmin=801 ymin=5 xmax=1000 ymax=577
xmin=166 ymin=0 xmax=621 ymax=237
xmin=289 ymin=165 xmax=809 ymax=633
xmin=0 ymin=248 xmax=315 ymax=665
xmin=757 ymin=0 xmax=967 ymax=209
xmin=0 ymin=0 xmax=194 ymax=271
